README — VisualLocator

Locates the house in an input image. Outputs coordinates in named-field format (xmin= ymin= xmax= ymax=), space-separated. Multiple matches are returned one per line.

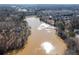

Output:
xmin=74 ymin=29 xmax=79 ymax=39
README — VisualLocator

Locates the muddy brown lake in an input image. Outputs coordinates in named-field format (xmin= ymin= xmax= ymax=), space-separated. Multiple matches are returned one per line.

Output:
xmin=8 ymin=16 xmax=67 ymax=55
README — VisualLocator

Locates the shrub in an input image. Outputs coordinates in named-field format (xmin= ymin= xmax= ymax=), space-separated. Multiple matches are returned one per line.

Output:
xmin=68 ymin=32 xmax=75 ymax=37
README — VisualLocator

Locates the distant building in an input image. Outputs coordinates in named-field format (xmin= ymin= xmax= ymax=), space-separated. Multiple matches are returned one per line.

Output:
xmin=74 ymin=29 xmax=79 ymax=39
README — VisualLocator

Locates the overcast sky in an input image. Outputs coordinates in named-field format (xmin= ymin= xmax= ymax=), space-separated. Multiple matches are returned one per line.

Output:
xmin=0 ymin=0 xmax=79 ymax=4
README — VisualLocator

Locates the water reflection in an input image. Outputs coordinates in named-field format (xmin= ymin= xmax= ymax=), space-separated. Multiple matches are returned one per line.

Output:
xmin=37 ymin=23 xmax=50 ymax=30
xmin=41 ymin=42 xmax=55 ymax=54
xmin=37 ymin=22 xmax=56 ymax=33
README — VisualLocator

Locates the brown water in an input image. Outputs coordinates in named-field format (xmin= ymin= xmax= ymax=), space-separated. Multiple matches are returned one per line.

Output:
xmin=13 ymin=16 xmax=67 ymax=55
